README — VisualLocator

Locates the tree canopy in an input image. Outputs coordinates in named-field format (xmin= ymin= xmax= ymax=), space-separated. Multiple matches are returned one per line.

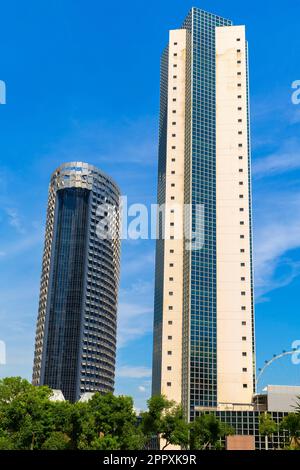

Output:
xmin=0 ymin=377 xmax=299 ymax=450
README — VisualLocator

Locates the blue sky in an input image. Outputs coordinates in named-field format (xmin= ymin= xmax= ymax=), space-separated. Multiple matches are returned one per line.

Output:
xmin=0 ymin=0 xmax=300 ymax=411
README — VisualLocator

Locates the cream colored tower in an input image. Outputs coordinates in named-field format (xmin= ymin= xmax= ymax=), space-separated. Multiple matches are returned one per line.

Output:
xmin=159 ymin=28 xmax=187 ymax=404
xmin=216 ymin=26 xmax=255 ymax=408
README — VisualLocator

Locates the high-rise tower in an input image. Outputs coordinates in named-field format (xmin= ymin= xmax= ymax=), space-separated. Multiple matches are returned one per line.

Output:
xmin=33 ymin=162 xmax=121 ymax=402
xmin=152 ymin=8 xmax=255 ymax=421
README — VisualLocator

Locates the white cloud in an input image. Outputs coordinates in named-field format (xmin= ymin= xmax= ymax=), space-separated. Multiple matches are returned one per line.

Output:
xmin=5 ymin=208 xmax=25 ymax=234
xmin=254 ymin=190 xmax=300 ymax=299
xmin=0 ymin=229 xmax=43 ymax=260
xmin=117 ymin=254 xmax=154 ymax=347
xmin=253 ymin=148 xmax=300 ymax=178
xmin=117 ymin=366 xmax=152 ymax=379
xmin=37 ymin=116 xmax=157 ymax=174
xmin=138 ymin=386 xmax=146 ymax=392
xmin=117 ymin=300 xmax=153 ymax=347
xmin=120 ymin=250 xmax=155 ymax=277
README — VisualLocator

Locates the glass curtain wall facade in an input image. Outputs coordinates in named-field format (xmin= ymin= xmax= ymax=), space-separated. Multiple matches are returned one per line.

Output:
xmin=152 ymin=47 xmax=169 ymax=395
xmin=182 ymin=8 xmax=232 ymax=419
xmin=32 ymin=162 xmax=121 ymax=402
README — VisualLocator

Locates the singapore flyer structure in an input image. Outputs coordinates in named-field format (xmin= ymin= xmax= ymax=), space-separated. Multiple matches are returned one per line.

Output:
xmin=256 ymin=350 xmax=297 ymax=389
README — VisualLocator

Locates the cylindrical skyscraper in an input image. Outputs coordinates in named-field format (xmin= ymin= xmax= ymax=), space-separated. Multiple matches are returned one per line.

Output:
xmin=32 ymin=162 xmax=121 ymax=402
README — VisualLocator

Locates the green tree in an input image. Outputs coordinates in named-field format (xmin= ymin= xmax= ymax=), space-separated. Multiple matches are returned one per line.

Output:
xmin=0 ymin=376 xmax=54 ymax=449
xmin=141 ymin=395 xmax=174 ymax=444
xmin=160 ymin=405 xmax=189 ymax=450
xmin=294 ymin=396 xmax=300 ymax=414
xmin=90 ymin=435 xmax=119 ymax=450
xmin=0 ymin=433 xmax=15 ymax=450
xmin=190 ymin=413 xmax=234 ymax=450
xmin=0 ymin=377 xmax=76 ymax=450
xmin=141 ymin=395 xmax=175 ymax=439
xmin=0 ymin=377 xmax=32 ymax=404
xmin=41 ymin=432 xmax=71 ymax=450
xmin=141 ymin=395 xmax=189 ymax=450
xmin=280 ymin=413 xmax=300 ymax=449
xmin=77 ymin=392 xmax=143 ymax=450
xmin=259 ymin=413 xmax=278 ymax=450
xmin=68 ymin=402 xmax=92 ymax=450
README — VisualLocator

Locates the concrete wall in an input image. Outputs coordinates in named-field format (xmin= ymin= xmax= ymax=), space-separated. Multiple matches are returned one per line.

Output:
xmin=226 ymin=435 xmax=255 ymax=450
xmin=216 ymin=25 xmax=254 ymax=405
xmin=160 ymin=29 xmax=187 ymax=405
xmin=267 ymin=385 xmax=300 ymax=412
